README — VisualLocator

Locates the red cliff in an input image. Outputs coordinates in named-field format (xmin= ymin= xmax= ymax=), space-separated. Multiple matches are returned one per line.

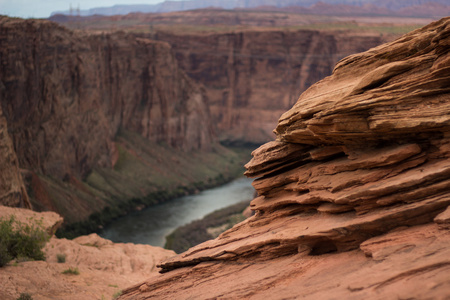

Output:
xmin=0 ymin=16 xmax=242 ymax=225
xmin=150 ymin=29 xmax=389 ymax=144
xmin=0 ymin=17 xmax=212 ymax=180
xmin=120 ymin=17 xmax=450 ymax=299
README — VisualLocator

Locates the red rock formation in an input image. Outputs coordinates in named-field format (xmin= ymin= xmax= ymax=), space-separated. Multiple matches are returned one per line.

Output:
xmin=150 ymin=30 xmax=390 ymax=144
xmin=119 ymin=17 xmax=450 ymax=299
xmin=0 ymin=16 xmax=226 ymax=223
xmin=50 ymin=10 xmax=412 ymax=146
xmin=0 ymin=17 xmax=212 ymax=181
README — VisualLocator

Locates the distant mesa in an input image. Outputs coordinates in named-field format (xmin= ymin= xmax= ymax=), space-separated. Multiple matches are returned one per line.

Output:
xmin=50 ymin=0 xmax=450 ymax=18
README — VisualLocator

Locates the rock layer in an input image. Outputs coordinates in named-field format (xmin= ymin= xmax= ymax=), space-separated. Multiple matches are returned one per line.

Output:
xmin=120 ymin=17 xmax=450 ymax=299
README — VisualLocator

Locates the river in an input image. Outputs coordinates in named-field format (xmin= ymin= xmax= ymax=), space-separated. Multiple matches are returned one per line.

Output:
xmin=99 ymin=177 xmax=255 ymax=247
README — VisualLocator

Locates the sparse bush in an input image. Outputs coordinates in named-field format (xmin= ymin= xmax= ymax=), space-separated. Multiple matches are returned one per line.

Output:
xmin=0 ymin=242 xmax=12 ymax=267
xmin=56 ymin=253 xmax=66 ymax=263
xmin=62 ymin=267 xmax=80 ymax=275
xmin=0 ymin=216 xmax=50 ymax=267
xmin=17 ymin=292 xmax=33 ymax=300
xmin=112 ymin=290 xmax=122 ymax=299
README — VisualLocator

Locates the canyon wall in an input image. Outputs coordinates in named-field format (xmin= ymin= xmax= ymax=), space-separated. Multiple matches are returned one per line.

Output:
xmin=0 ymin=17 xmax=212 ymax=181
xmin=0 ymin=16 xmax=247 ymax=225
xmin=150 ymin=30 xmax=389 ymax=144
xmin=120 ymin=17 xmax=450 ymax=299
xmin=0 ymin=105 xmax=31 ymax=208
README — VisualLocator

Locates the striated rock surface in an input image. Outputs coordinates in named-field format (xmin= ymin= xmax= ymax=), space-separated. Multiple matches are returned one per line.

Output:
xmin=0 ymin=106 xmax=31 ymax=208
xmin=0 ymin=17 xmax=212 ymax=181
xmin=151 ymin=29 xmax=389 ymax=144
xmin=0 ymin=207 xmax=175 ymax=300
xmin=120 ymin=17 xmax=450 ymax=299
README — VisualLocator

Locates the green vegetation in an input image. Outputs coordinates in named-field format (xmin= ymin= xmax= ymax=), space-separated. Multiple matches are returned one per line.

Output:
xmin=16 ymin=293 xmax=33 ymax=300
xmin=112 ymin=290 xmax=122 ymax=299
xmin=165 ymin=201 xmax=251 ymax=253
xmin=56 ymin=253 xmax=66 ymax=263
xmin=62 ymin=267 xmax=80 ymax=275
xmin=0 ymin=216 xmax=50 ymax=267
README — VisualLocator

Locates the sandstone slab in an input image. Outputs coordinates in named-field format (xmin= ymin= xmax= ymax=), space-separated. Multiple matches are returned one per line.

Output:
xmin=0 ymin=205 xmax=62 ymax=235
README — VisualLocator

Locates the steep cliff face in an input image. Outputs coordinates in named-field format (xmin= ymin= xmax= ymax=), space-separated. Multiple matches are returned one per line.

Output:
xmin=150 ymin=30 xmax=389 ymax=144
xmin=120 ymin=17 xmax=450 ymax=299
xmin=0 ymin=17 xmax=212 ymax=181
xmin=0 ymin=16 xmax=242 ymax=224
xmin=0 ymin=105 xmax=31 ymax=208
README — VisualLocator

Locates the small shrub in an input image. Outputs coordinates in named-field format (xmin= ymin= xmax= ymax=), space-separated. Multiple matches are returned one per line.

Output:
xmin=112 ymin=290 xmax=122 ymax=299
xmin=62 ymin=267 xmax=80 ymax=275
xmin=56 ymin=253 xmax=66 ymax=263
xmin=0 ymin=216 xmax=50 ymax=267
xmin=0 ymin=242 xmax=12 ymax=267
xmin=17 ymin=293 xmax=33 ymax=300
xmin=14 ymin=255 xmax=32 ymax=263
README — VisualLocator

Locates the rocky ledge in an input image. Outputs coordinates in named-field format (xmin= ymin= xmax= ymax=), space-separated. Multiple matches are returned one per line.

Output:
xmin=120 ymin=17 xmax=450 ymax=299
xmin=0 ymin=206 xmax=175 ymax=300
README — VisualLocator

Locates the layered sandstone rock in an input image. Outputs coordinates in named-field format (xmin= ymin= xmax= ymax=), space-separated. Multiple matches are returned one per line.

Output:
xmin=120 ymin=17 xmax=450 ymax=299
xmin=151 ymin=29 xmax=389 ymax=144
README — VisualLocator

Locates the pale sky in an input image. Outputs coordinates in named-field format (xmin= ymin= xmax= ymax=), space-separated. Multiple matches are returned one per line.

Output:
xmin=0 ymin=0 xmax=183 ymax=19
